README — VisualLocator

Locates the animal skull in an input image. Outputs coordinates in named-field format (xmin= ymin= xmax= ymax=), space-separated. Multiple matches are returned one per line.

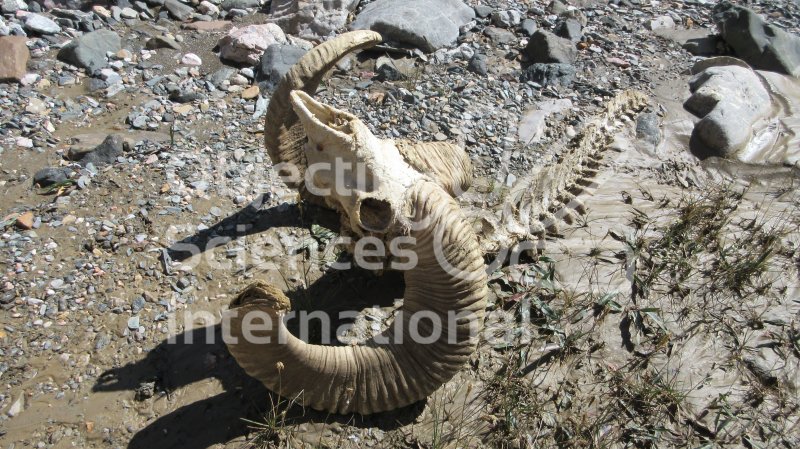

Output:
xmin=289 ymin=90 xmax=422 ymax=236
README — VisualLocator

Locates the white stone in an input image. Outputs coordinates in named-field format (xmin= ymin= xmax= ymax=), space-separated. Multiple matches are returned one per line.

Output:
xmin=198 ymin=1 xmax=220 ymax=16
xmin=16 ymin=136 xmax=34 ymax=148
xmin=648 ymin=16 xmax=675 ymax=31
xmin=19 ymin=73 xmax=40 ymax=86
xmin=181 ymin=53 xmax=202 ymax=66
xmin=120 ymin=7 xmax=139 ymax=19
xmin=6 ymin=395 xmax=23 ymax=417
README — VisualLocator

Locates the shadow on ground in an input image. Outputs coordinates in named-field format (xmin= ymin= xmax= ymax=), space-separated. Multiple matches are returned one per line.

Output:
xmin=164 ymin=194 xmax=341 ymax=263
xmin=93 ymin=198 xmax=421 ymax=448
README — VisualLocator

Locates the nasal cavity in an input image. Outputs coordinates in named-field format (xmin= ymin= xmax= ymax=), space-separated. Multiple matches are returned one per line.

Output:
xmin=358 ymin=198 xmax=393 ymax=233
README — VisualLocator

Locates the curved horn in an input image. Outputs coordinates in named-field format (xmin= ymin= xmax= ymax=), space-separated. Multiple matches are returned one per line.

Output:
xmin=224 ymin=181 xmax=488 ymax=414
xmin=264 ymin=30 xmax=382 ymax=189
xmin=395 ymin=141 xmax=473 ymax=198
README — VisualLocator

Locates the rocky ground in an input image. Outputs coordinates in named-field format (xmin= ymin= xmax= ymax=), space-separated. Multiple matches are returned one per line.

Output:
xmin=0 ymin=0 xmax=799 ymax=448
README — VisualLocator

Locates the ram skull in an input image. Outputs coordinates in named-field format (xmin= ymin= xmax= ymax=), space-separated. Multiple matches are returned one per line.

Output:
xmin=223 ymin=31 xmax=488 ymax=415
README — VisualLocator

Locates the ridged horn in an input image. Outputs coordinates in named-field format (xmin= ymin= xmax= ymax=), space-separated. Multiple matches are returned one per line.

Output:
xmin=395 ymin=141 xmax=473 ymax=198
xmin=264 ymin=30 xmax=382 ymax=189
xmin=223 ymin=181 xmax=488 ymax=414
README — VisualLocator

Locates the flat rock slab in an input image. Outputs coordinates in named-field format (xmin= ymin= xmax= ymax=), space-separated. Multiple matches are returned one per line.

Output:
xmin=23 ymin=13 xmax=61 ymax=34
xmin=57 ymin=29 xmax=121 ymax=73
xmin=350 ymin=0 xmax=475 ymax=52
xmin=0 ymin=36 xmax=29 ymax=82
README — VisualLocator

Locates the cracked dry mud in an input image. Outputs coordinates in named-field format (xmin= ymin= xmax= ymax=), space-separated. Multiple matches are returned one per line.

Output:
xmin=1 ymin=0 xmax=799 ymax=448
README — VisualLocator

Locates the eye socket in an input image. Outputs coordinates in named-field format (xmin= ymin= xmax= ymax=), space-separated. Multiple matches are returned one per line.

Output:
xmin=316 ymin=143 xmax=324 ymax=152
xmin=358 ymin=198 xmax=393 ymax=233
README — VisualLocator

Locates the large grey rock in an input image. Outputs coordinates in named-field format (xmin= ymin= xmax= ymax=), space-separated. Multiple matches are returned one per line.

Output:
xmin=519 ymin=18 xmax=537 ymax=37
xmin=164 ymin=0 xmax=195 ymax=21
xmin=484 ymin=26 xmax=515 ymax=45
xmin=2 ymin=0 xmax=27 ymax=14
xmin=555 ymin=18 xmax=581 ymax=42
xmin=57 ymin=29 xmax=122 ymax=73
xmin=269 ymin=0 xmax=359 ymax=39
xmin=33 ymin=167 xmax=70 ymax=187
xmin=256 ymin=43 xmax=306 ymax=89
xmin=684 ymin=65 xmax=771 ymax=158
xmin=524 ymin=30 xmax=576 ymax=64
xmin=24 ymin=13 xmax=61 ymax=35
xmin=467 ymin=53 xmax=488 ymax=76
xmin=473 ymin=5 xmax=491 ymax=18
xmin=520 ymin=62 xmax=575 ymax=87
xmin=351 ymin=0 xmax=475 ymax=52
xmin=69 ymin=134 xmax=126 ymax=166
xmin=206 ymin=66 xmax=236 ymax=87
xmin=713 ymin=1 xmax=800 ymax=76
xmin=490 ymin=10 xmax=521 ymax=28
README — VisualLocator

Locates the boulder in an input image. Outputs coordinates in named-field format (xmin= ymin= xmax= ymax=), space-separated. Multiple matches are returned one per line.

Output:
xmin=350 ymin=0 xmax=475 ymax=52
xmin=33 ymin=167 xmax=70 ymax=187
xmin=467 ymin=53 xmax=488 ymax=76
xmin=713 ymin=1 xmax=800 ymax=76
xmin=524 ymin=30 xmax=576 ymax=64
xmin=23 ymin=13 xmax=61 ymax=34
xmin=164 ymin=0 xmax=195 ymax=21
xmin=519 ymin=18 xmax=537 ymax=37
xmin=69 ymin=134 xmax=126 ymax=166
xmin=206 ymin=66 xmax=236 ymax=87
xmin=520 ymin=62 xmax=576 ymax=87
xmin=2 ymin=0 xmax=27 ymax=14
xmin=490 ymin=10 xmax=521 ymax=28
xmin=57 ymin=29 xmax=122 ymax=73
xmin=473 ymin=5 xmax=491 ymax=18
xmin=269 ymin=0 xmax=359 ymax=39
xmin=0 ymin=36 xmax=29 ymax=82
xmin=684 ymin=65 xmax=771 ymax=158
xmin=198 ymin=0 xmax=219 ymax=16
xmin=555 ymin=18 xmax=581 ymax=42
xmin=256 ymin=43 xmax=306 ymax=89
xmin=484 ymin=26 xmax=515 ymax=45
xmin=217 ymin=23 xmax=287 ymax=64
